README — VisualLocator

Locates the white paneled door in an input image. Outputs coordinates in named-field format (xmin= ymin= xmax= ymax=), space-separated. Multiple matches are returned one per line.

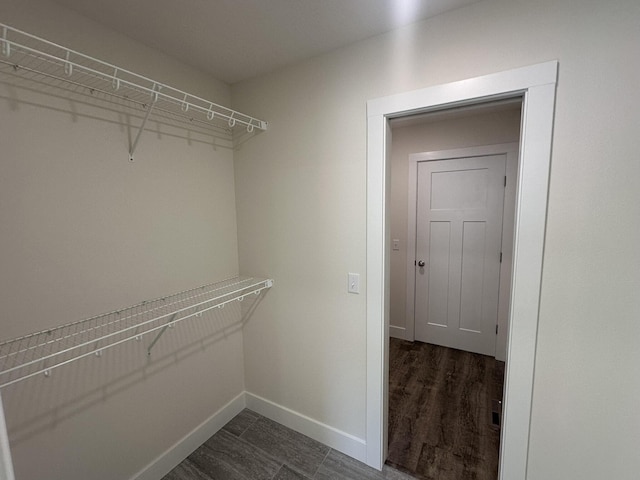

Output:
xmin=414 ymin=154 xmax=506 ymax=356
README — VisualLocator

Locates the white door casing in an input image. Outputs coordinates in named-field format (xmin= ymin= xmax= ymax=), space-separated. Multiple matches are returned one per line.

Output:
xmin=366 ymin=60 xmax=558 ymax=479
xmin=412 ymin=153 xmax=506 ymax=355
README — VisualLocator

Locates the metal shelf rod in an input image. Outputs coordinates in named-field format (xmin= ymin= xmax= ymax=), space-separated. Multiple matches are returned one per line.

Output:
xmin=0 ymin=278 xmax=271 ymax=376
xmin=0 ymin=277 xmax=273 ymax=389
xmin=0 ymin=22 xmax=268 ymax=131
xmin=0 ymin=287 xmax=266 ymax=389
xmin=0 ymin=278 xmax=258 ymax=366
xmin=0 ymin=59 xmax=231 ymax=136
xmin=0 ymin=277 xmax=250 ymax=351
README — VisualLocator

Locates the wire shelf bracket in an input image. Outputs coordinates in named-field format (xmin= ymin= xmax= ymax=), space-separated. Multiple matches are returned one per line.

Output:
xmin=0 ymin=22 xmax=268 ymax=160
xmin=0 ymin=276 xmax=272 ymax=480
xmin=0 ymin=276 xmax=273 ymax=389
xmin=128 ymin=82 xmax=159 ymax=161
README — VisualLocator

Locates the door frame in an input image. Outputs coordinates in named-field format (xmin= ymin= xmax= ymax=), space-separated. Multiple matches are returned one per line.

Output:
xmin=365 ymin=61 xmax=557 ymax=479
xmin=406 ymin=143 xmax=519 ymax=361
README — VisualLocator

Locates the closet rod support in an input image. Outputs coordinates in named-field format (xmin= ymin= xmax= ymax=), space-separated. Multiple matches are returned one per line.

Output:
xmin=147 ymin=312 xmax=177 ymax=356
xmin=129 ymin=84 xmax=159 ymax=161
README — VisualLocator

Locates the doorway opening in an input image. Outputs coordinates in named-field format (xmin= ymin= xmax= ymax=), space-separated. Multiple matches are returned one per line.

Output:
xmin=386 ymin=101 xmax=522 ymax=478
xmin=365 ymin=61 xmax=558 ymax=480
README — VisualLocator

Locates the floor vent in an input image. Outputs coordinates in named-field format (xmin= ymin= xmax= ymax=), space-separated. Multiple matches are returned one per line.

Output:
xmin=491 ymin=399 xmax=503 ymax=429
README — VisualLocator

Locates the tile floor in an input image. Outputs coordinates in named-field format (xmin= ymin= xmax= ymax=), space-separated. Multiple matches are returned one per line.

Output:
xmin=162 ymin=409 xmax=415 ymax=480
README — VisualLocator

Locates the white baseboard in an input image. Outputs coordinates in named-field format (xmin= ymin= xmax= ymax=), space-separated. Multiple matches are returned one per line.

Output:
xmin=131 ymin=391 xmax=246 ymax=480
xmin=389 ymin=325 xmax=406 ymax=340
xmin=245 ymin=392 xmax=367 ymax=464
xmin=132 ymin=391 xmax=369 ymax=480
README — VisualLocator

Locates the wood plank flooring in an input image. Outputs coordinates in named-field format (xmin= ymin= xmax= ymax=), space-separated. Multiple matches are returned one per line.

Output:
xmin=162 ymin=409 xmax=415 ymax=480
xmin=386 ymin=339 xmax=505 ymax=480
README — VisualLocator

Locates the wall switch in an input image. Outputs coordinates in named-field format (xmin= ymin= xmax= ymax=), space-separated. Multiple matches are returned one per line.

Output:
xmin=348 ymin=273 xmax=360 ymax=294
xmin=392 ymin=239 xmax=400 ymax=251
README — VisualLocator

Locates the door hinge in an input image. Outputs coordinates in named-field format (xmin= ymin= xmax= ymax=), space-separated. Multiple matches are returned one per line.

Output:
xmin=499 ymin=252 xmax=503 ymax=263
xmin=496 ymin=324 xmax=499 ymax=335
xmin=504 ymin=175 xmax=507 ymax=187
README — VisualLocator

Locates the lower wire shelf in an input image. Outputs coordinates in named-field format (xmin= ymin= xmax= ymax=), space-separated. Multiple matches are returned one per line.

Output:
xmin=0 ymin=276 xmax=273 ymax=389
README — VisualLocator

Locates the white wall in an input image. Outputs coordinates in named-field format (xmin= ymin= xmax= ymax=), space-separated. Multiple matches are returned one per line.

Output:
xmin=0 ymin=1 xmax=245 ymax=479
xmin=389 ymin=107 xmax=521 ymax=337
xmin=1 ymin=1 xmax=639 ymax=479
xmin=232 ymin=0 xmax=640 ymax=478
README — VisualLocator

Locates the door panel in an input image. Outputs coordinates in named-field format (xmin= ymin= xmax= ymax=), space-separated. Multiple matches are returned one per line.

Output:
xmin=414 ymin=154 xmax=506 ymax=355
xmin=431 ymin=168 xmax=489 ymax=210
xmin=426 ymin=221 xmax=451 ymax=327
xmin=460 ymin=221 xmax=486 ymax=333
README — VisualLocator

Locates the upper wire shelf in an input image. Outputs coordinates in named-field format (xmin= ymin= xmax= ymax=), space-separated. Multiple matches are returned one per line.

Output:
xmin=0 ymin=276 xmax=273 ymax=389
xmin=0 ymin=22 xmax=267 ymax=152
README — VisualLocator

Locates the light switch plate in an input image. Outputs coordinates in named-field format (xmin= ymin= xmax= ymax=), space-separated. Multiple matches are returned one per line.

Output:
xmin=392 ymin=239 xmax=400 ymax=251
xmin=348 ymin=273 xmax=360 ymax=294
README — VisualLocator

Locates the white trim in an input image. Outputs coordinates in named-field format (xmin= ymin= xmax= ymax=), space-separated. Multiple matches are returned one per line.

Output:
xmin=388 ymin=325 xmax=406 ymax=340
xmin=0 ymin=392 xmax=15 ymax=480
xmin=366 ymin=112 xmax=388 ymax=467
xmin=131 ymin=389 xmax=369 ymax=480
xmin=497 ymin=144 xmax=520 ymax=362
xmin=405 ymin=143 xmax=519 ymax=361
xmin=366 ymin=61 xmax=558 ymax=476
xmin=367 ymin=62 xmax=557 ymax=119
xmin=131 ymin=391 xmax=246 ymax=480
xmin=245 ymin=392 xmax=367 ymax=463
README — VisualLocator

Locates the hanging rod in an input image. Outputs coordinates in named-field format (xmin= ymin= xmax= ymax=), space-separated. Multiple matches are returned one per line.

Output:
xmin=0 ymin=276 xmax=273 ymax=389
xmin=0 ymin=22 xmax=268 ymax=158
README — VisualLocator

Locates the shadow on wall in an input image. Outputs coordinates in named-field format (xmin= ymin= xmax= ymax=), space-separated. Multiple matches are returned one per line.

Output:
xmin=2 ymin=290 xmax=268 ymax=447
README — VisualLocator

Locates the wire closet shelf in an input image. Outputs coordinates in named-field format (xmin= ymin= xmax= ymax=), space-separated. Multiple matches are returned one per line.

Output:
xmin=0 ymin=276 xmax=273 ymax=389
xmin=0 ymin=22 xmax=267 ymax=140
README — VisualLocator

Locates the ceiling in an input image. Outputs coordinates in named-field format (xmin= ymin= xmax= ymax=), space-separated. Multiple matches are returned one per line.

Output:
xmin=52 ymin=0 xmax=481 ymax=84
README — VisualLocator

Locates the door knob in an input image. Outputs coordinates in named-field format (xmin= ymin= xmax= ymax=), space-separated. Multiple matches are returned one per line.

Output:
xmin=418 ymin=260 xmax=426 ymax=267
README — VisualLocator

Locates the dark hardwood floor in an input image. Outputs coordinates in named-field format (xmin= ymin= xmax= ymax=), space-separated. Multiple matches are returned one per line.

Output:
xmin=386 ymin=338 xmax=505 ymax=480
